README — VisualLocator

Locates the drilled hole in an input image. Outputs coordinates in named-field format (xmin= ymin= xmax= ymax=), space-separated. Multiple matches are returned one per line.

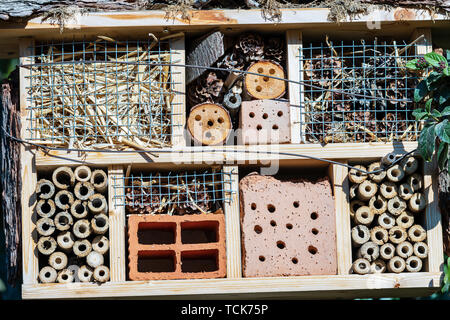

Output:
xmin=276 ymin=241 xmax=285 ymax=249
xmin=263 ymin=76 xmax=269 ymax=82
xmin=310 ymin=212 xmax=318 ymax=220
xmin=217 ymin=117 xmax=224 ymax=124
xmin=267 ymin=204 xmax=276 ymax=213
xmin=251 ymin=203 xmax=257 ymax=210
xmin=269 ymin=68 xmax=275 ymax=74
xmin=256 ymin=124 xmax=262 ymax=131
xmin=286 ymin=223 xmax=293 ymax=230
xmin=41 ymin=202 xmax=51 ymax=213
xmin=262 ymin=113 xmax=268 ymax=119
xmin=270 ymin=220 xmax=277 ymax=227
xmin=195 ymin=115 xmax=201 ymax=121
xmin=292 ymin=258 xmax=298 ymax=264
xmin=254 ymin=225 xmax=262 ymax=234
xmin=394 ymin=261 xmax=401 ymax=268
xmin=256 ymin=86 xmax=262 ymax=92
xmin=414 ymin=230 xmax=421 ymax=237
xmin=259 ymin=256 xmax=265 ymax=262
xmin=45 ymin=272 xmax=51 ymax=278
xmin=277 ymin=111 xmax=283 ymax=117
xmin=55 ymin=257 xmax=62 ymax=264
xmin=79 ymin=244 xmax=86 ymax=252
xmin=393 ymin=202 xmax=400 ymax=209
xmin=257 ymin=67 xmax=264 ymax=73
xmin=207 ymin=120 xmax=214 ymax=127
xmin=62 ymin=274 xmax=68 ymax=280
xmin=99 ymin=270 xmax=105 ymax=276
xmin=308 ymin=246 xmax=318 ymax=255
xmin=293 ymin=201 xmax=299 ymax=208
xmin=410 ymin=260 xmax=418 ymax=268
xmin=386 ymin=187 xmax=393 ymax=192
xmin=272 ymin=124 xmax=278 ymax=130
xmin=92 ymin=198 xmax=102 ymax=208
xmin=249 ymin=112 xmax=255 ymax=118
xmin=312 ymin=228 xmax=319 ymax=235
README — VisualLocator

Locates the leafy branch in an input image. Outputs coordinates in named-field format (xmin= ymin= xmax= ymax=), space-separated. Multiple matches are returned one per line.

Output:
xmin=406 ymin=51 xmax=450 ymax=172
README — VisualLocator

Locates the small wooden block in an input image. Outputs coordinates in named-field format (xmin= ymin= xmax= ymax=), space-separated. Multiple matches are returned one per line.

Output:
xmin=239 ymin=99 xmax=291 ymax=145
xmin=244 ymin=60 xmax=286 ymax=100
xmin=187 ymin=103 xmax=232 ymax=146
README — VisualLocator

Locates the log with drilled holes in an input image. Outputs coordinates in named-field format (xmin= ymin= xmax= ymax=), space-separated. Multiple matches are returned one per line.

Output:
xmin=244 ymin=60 xmax=286 ymax=100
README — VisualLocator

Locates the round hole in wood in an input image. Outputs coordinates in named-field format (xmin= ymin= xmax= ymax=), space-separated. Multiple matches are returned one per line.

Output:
xmin=256 ymin=85 xmax=262 ymax=92
xmin=277 ymin=111 xmax=283 ymax=117
xmin=249 ymin=112 xmax=255 ymax=118
xmin=259 ymin=256 xmax=265 ymax=262
xmin=292 ymin=257 xmax=298 ymax=264
xmin=218 ymin=117 xmax=224 ymax=124
xmin=270 ymin=220 xmax=277 ymax=227
xmin=267 ymin=204 xmax=276 ymax=213
xmin=257 ymin=67 xmax=264 ymax=73
xmin=312 ymin=228 xmax=319 ymax=235
xmin=254 ymin=225 xmax=262 ymax=234
xmin=251 ymin=203 xmax=257 ymax=210
xmin=310 ymin=212 xmax=318 ymax=220
xmin=293 ymin=201 xmax=299 ymax=208
xmin=207 ymin=120 xmax=214 ymax=127
xmin=195 ymin=115 xmax=201 ymax=121
xmin=308 ymin=245 xmax=318 ymax=255
xmin=256 ymin=124 xmax=262 ymax=131
xmin=286 ymin=223 xmax=293 ymax=230
xmin=269 ymin=68 xmax=276 ymax=74
xmin=263 ymin=76 xmax=269 ymax=82
xmin=272 ymin=124 xmax=279 ymax=130
xmin=262 ymin=113 xmax=268 ymax=119
xmin=276 ymin=241 xmax=285 ymax=249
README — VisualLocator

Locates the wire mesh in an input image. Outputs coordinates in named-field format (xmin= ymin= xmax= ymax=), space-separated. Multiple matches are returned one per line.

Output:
xmin=113 ymin=169 xmax=234 ymax=215
xmin=299 ymin=38 xmax=422 ymax=144
xmin=26 ymin=38 xmax=180 ymax=149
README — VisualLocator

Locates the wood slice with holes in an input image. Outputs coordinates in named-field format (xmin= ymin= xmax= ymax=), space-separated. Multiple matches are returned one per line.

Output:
xmin=244 ymin=60 xmax=286 ymax=100
xmin=187 ymin=103 xmax=232 ymax=146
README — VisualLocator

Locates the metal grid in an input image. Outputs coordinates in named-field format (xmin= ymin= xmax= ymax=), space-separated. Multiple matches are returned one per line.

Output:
xmin=26 ymin=38 xmax=180 ymax=149
xmin=113 ymin=169 xmax=234 ymax=215
xmin=299 ymin=39 xmax=422 ymax=144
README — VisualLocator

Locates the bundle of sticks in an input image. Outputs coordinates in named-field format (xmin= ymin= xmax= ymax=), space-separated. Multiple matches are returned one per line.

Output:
xmin=29 ymin=36 xmax=174 ymax=150
xmin=124 ymin=171 xmax=225 ymax=215
xmin=303 ymin=37 xmax=421 ymax=144
xmin=35 ymin=166 xmax=110 ymax=284
xmin=349 ymin=156 xmax=428 ymax=274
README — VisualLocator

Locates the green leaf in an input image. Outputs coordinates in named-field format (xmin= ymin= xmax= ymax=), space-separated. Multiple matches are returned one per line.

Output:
xmin=444 ymin=67 xmax=450 ymax=77
xmin=406 ymin=59 xmax=419 ymax=70
xmin=442 ymin=282 xmax=450 ymax=294
xmin=425 ymin=52 xmax=448 ymax=67
xmin=425 ymin=99 xmax=433 ymax=113
xmin=0 ymin=279 xmax=5 ymax=293
xmin=419 ymin=124 xmax=437 ymax=161
xmin=426 ymin=72 xmax=443 ymax=89
xmin=412 ymin=108 xmax=428 ymax=120
xmin=414 ymin=80 xmax=429 ymax=102
xmin=435 ymin=119 xmax=450 ymax=143
xmin=431 ymin=109 xmax=442 ymax=118
xmin=439 ymin=88 xmax=450 ymax=105
xmin=437 ymin=142 xmax=449 ymax=171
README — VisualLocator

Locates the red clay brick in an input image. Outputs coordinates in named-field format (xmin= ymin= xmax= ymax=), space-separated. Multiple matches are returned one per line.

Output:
xmin=239 ymin=173 xmax=337 ymax=277
xmin=128 ymin=213 xmax=226 ymax=281
xmin=239 ymin=99 xmax=291 ymax=145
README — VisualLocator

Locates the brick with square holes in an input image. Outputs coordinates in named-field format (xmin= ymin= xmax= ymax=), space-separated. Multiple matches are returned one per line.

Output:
xmin=240 ymin=173 xmax=337 ymax=277
xmin=127 ymin=212 xmax=226 ymax=280
xmin=239 ymin=99 xmax=291 ymax=145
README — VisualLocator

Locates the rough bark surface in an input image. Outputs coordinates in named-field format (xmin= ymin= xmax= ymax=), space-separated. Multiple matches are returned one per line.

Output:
xmin=0 ymin=68 xmax=22 ymax=286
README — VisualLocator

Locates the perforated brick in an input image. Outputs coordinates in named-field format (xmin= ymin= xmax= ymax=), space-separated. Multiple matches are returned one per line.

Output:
xmin=128 ymin=213 xmax=226 ymax=281
xmin=240 ymin=173 xmax=337 ymax=277
xmin=239 ymin=99 xmax=291 ymax=145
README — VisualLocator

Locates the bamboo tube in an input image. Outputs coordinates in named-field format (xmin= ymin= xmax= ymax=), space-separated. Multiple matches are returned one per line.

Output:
xmin=91 ymin=169 xmax=108 ymax=193
xmin=52 ymin=166 xmax=75 ymax=190
xmin=350 ymin=200 xmax=365 ymax=219
xmin=386 ymin=165 xmax=405 ymax=182
xmin=88 ymin=194 xmax=108 ymax=215
xmin=405 ymin=256 xmax=422 ymax=272
xmin=74 ymin=182 xmax=95 ymax=201
xmin=381 ymin=153 xmax=396 ymax=167
xmin=67 ymin=265 xmax=80 ymax=282
xmin=357 ymin=180 xmax=378 ymax=201
xmin=73 ymin=239 xmax=92 ymax=258
xmin=354 ymin=206 xmax=374 ymax=226
xmin=398 ymin=183 xmax=414 ymax=201
xmin=387 ymin=256 xmax=406 ymax=273
xmin=92 ymin=235 xmax=109 ymax=255
xmin=349 ymin=184 xmax=358 ymax=199
xmin=36 ymin=179 xmax=55 ymax=199
xmin=368 ymin=195 xmax=387 ymax=215
xmin=54 ymin=211 xmax=73 ymax=232
xmin=407 ymin=173 xmax=423 ymax=192
xmin=74 ymin=166 xmax=92 ymax=183
xmin=54 ymin=190 xmax=75 ymax=211
xmin=36 ymin=199 xmax=56 ymax=218
xmin=357 ymin=241 xmax=379 ymax=262
xmin=408 ymin=193 xmax=426 ymax=213
xmin=387 ymin=196 xmax=407 ymax=216
xmin=57 ymin=231 xmax=75 ymax=251
xmin=380 ymin=243 xmax=395 ymax=260
xmin=71 ymin=200 xmax=88 ymax=219
xmin=388 ymin=226 xmax=408 ymax=244
xmin=368 ymin=162 xmax=386 ymax=183
xmin=370 ymin=259 xmax=386 ymax=274
xmin=57 ymin=269 xmax=74 ymax=283
xmin=400 ymin=156 xmax=419 ymax=175
xmin=413 ymin=242 xmax=428 ymax=259
xmin=370 ymin=226 xmax=388 ymax=246
xmin=396 ymin=211 xmax=414 ymax=229
xmin=351 ymin=225 xmax=370 ymax=247
xmin=91 ymin=214 xmax=109 ymax=235
xmin=396 ymin=241 xmax=413 ymax=259
xmin=78 ymin=265 xmax=93 ymax=282
xmin=93 ymin=265 xmax=110 ymax=283
xmin=408 ymin=225 xmax=427 ymax=242
xmin=352 ymin=258 xmax=370 ymax=275
xmin=378 ymin=212 xmax=396 ymax=230
xmin=87 ymin=251 xmax=104 ymax=269
xmin=36 ymin=217 xmax=55 ymax=236
xmin=37 ymin=236 xmax=57 ymax=256
xmin=379 ymin=181 xmax=398 ymax=199
xmin=39 ymin=266 xmax=57 ymax=283
xmin=348 ymin=165 xmax=367 ymax=184
xmin=48 ymin=251 xmax=68 ymax=270
xmin=73 ymin=219 xmax=92 ymax=239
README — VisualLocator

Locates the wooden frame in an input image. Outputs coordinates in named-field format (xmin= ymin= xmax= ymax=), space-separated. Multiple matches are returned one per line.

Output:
xmin=16 ymin=15 xmax=446 ymax=299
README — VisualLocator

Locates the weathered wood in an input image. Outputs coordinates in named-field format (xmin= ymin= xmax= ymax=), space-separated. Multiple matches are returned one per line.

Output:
xmin=0 ymin=70 xmax=21 ymax=286
xmin=186 ymin=31 xmax=225 ymax=85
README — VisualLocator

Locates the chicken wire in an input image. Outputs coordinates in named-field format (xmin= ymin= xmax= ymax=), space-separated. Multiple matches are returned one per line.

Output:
xmin=113 ymin=169 xmax=234 ymax=215
xmin=299 ymin=38 xmax=423 ymax=144
xmin=26 ymin=38 xmax=181 ymax=149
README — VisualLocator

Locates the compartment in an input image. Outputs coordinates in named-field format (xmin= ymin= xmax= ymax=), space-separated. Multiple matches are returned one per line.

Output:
xmin=181 ymin=249 xmax=219 ymax=273
xmin=137 ymin=222 xmax=177 ymax=245
xmin=137 ymin=250 xmax=176 ymax=273
xmin=181 ymin=220 xmax=220 ymax=244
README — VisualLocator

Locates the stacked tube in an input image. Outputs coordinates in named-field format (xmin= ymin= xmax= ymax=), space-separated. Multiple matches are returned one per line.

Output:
xmin=349 ymin=157 xmax=428 ymax=274
xmin=36 ymin=166 xmax=110 ymax=283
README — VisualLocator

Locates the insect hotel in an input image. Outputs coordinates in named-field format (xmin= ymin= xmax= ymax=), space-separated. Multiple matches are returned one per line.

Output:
xmin=0 ymin=1 xmax=448 ymax=300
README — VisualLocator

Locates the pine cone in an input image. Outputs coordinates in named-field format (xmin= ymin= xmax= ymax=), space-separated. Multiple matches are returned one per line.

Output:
xmin=187 ymin=72 xmax=224 ymax=107
xmin=175 ymin=183 xmax=212 ymax=215
xmin=235 ymin=33 xmax=264 ymax=63
xmin=304 ymin=55 xmax=342 ymax=87
xmin=125 ymin=186 xmax=160 ymax=214
xmin=264 ymin=37 xmax=285 ymax=63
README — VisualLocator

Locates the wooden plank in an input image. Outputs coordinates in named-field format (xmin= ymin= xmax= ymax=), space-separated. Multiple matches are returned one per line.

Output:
xmin=169 ymin=34 xmax=186 ymax=148
xmin=21 ymin=272 xmax=441 ymax=299
xmin=108 ymin=165 xmax=127 ymax=282
xmin=332 ymin=162 xmax=352 ymax=275
xmin=286 ymin=30 xmax=303 ymax=144
xmin=34 ymin=141 xmax=420 ymax=167
xmin=223 ymin=165 xmax=242 ymax=278
xmin=411 ymin=28 xmax=433 ymax=56
xmin=424 ymin=161 xmax=444 ymax=274
xmin=19 ymin=38 xmax=39 ymax=285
